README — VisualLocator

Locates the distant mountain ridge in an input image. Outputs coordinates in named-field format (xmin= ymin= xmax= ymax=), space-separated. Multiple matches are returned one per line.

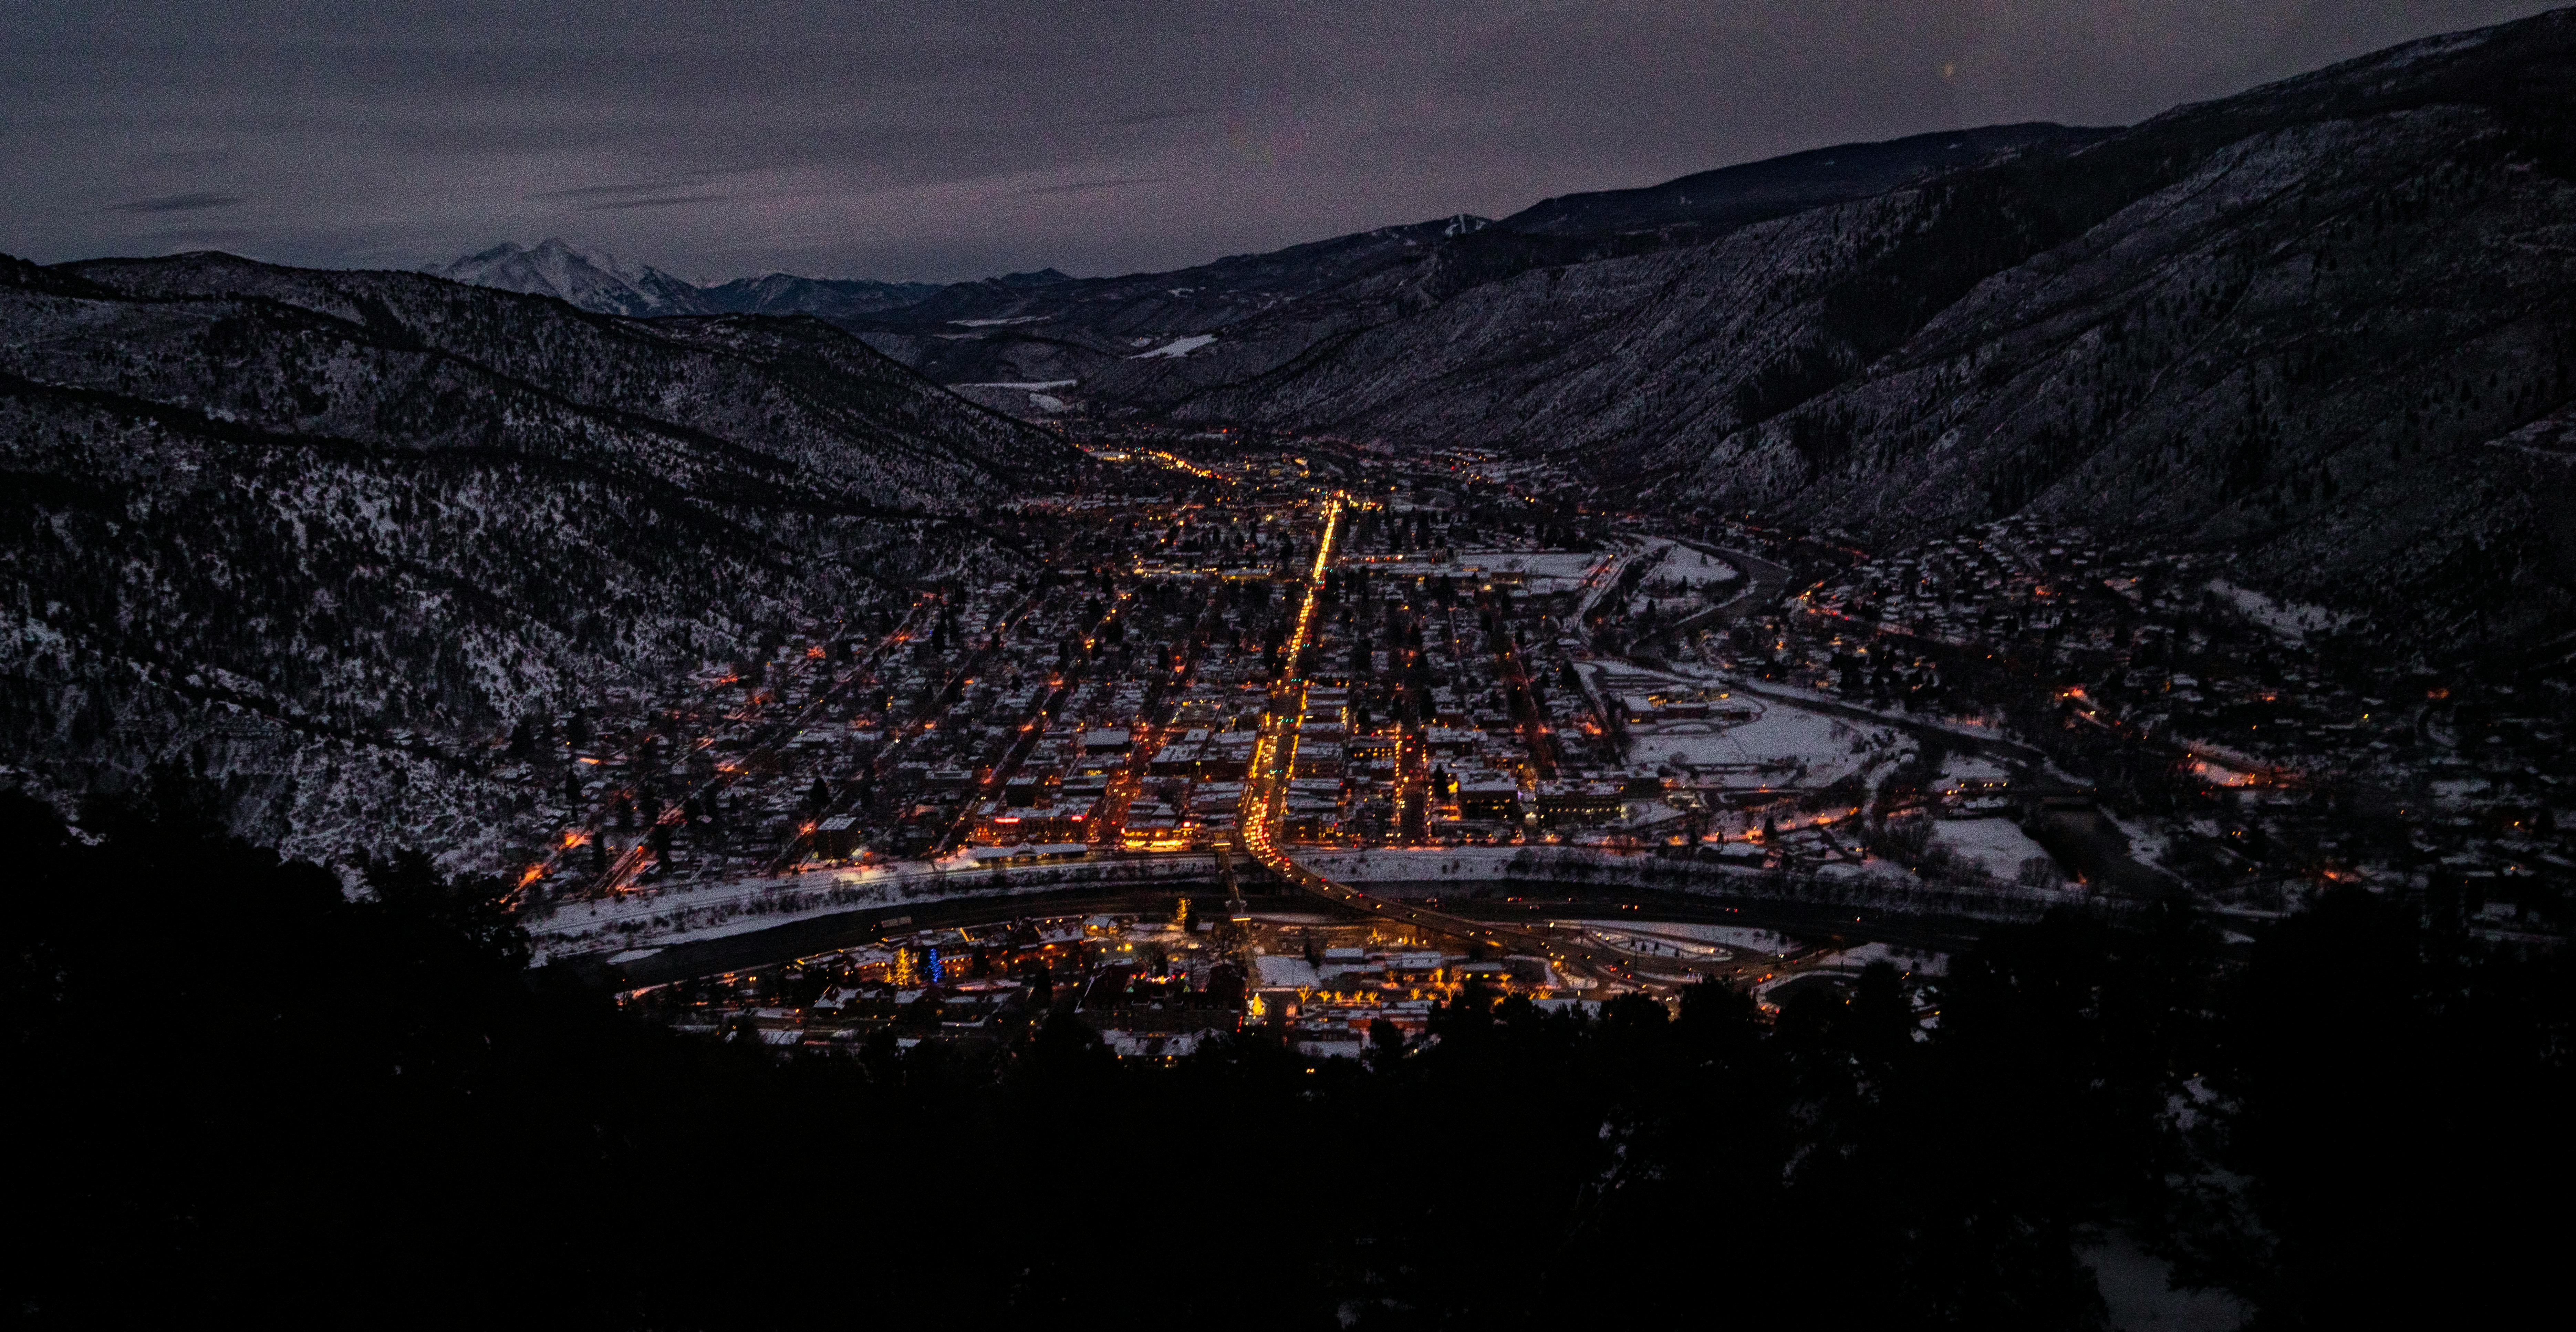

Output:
xmin=427 ymin=238 xmax=943 ymax=321
xmin=426 ymin=238 xmax=707 ymax=316
xmin=423 ymin=122 xmax=2101 ymax=419
xmin=1398 ymin=123 xmax=2113 ymax=303
xmin=1495 ymin=123 xmax=2114 ymax=238
xmin=698 ymin=270 xmax=948 ymax=321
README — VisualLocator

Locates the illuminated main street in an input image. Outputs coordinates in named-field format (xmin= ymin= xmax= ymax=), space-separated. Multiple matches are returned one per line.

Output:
xmin=1233 ymin=490 xmax=1670 ymax=992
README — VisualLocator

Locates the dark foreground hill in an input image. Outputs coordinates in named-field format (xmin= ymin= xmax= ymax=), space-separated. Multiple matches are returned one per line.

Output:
xmin=6 ymin=788 xmax=2566 ymax=1328
xmin=1180 ymin=8 xmax=2576 ymax=648
xmin=0 ymin=251 xmax=1069 ymax=864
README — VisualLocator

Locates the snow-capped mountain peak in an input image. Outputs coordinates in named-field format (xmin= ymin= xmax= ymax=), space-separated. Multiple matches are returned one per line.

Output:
xmin=425 ymin=240 xmax=948 ymax=322
xmin=425 ymin=238 xmax=706 ymax=316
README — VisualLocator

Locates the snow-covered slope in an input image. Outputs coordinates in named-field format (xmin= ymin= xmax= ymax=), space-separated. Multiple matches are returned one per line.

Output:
xmin=428 ymin=240 xmax=945 ymax=324
xmin=0 ymin=251 xmax=1072 ymax=865
xmin=845 ymin=218 xmax=1490 ymax=409
xmin=426 ymin=238 xmax=707 ymax=316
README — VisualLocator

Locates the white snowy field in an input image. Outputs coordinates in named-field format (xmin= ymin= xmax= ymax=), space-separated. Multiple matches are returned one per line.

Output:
xmin=1622 ymin=538 xmax=1743 ymax=615
xmin=1930 ymin=818 xmax=2060 ymax=880
xmin=1624 ymin=700 xmax=1878 ymax=787
xmin=1654 ymin=543 xmax=1739 ymax=588
xmin=1645 ymin=661 xmax=2029 ymax=756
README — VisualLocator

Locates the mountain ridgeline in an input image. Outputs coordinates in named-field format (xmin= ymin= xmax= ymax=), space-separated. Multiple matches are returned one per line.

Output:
xmin=0 ymin=250 xmax=1069 ymax=864
xmin=1177 ymin=8 xmax=2576 ymax=649
xmin=426 ymin=10 xmax=2576 ymax=653
xmin=439 ymin=128 xmax=2109 ymax=421
xmin=736 ymin=125 xmax=2118 ymax=417
xmin=429 ymin=239 xmax=944 ymax=320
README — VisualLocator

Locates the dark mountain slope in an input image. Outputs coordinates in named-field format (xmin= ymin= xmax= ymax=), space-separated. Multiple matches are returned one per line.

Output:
xmin=696 ymin=271 xmax=944 ymax=321
xmin=874 ymin=130 xmax=2108 ymax=418
xmin=1398 ymin=122 xmax=2114 ymax=304
xmin=849 ymin=216 xmax=1489 ymax=415
xmin=429 ymin=239 xmax=944 ymax=321
xmin=1710 ymin=101 xmax=2576 ymax=641
xmin=1186 ymin=7 xmax=2576 ymax=643
xmin=866 ymin=130 xmax=2108 ymax=416
xmin=1499 ymin=123 xmax=2111 ymax=238
xmin=1173 ymin=183 xmax=1994 ymax=469
xmin=64 ymin=252 xmax=1063 ymax=503
xmin=420 ymin=129 xmax=2106 ymax=424
xmin=0 ymin=253 xmax=1069 ymax=864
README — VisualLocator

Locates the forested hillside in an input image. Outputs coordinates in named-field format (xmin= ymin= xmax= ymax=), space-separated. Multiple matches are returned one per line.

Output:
xmin=1181 ymin=9 xmax=2576 ymax=647
xmin=0 ymin=252 xmax=1068 ymax=865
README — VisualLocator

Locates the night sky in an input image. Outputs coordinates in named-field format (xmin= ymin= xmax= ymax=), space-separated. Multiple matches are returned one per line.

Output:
xmin=3 ymin=1 xmax=2555 ymax=282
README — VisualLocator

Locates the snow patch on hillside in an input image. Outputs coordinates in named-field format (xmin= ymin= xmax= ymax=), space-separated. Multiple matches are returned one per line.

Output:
xmin=1131 ymin=334 xmax=1217 ymax=359
xmin=2209 ymin=579 xmax=2351 ymax=642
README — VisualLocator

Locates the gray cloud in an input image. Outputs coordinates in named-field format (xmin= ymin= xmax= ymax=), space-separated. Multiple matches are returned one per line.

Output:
xmin=4 ymin=2 xmax=2561 ymax=281
xmin=578 ymin=192 xmax=735 ymax=211
xmin=537 ymin=176 xmax=729 ymax=200
xmin=104 ymin=192 xmax=243 ymax=214
xmin=1007 ymin=176 xmax=1172 ymax=197
xmin=1104 ymin=106 xmax=1221 ymax=127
